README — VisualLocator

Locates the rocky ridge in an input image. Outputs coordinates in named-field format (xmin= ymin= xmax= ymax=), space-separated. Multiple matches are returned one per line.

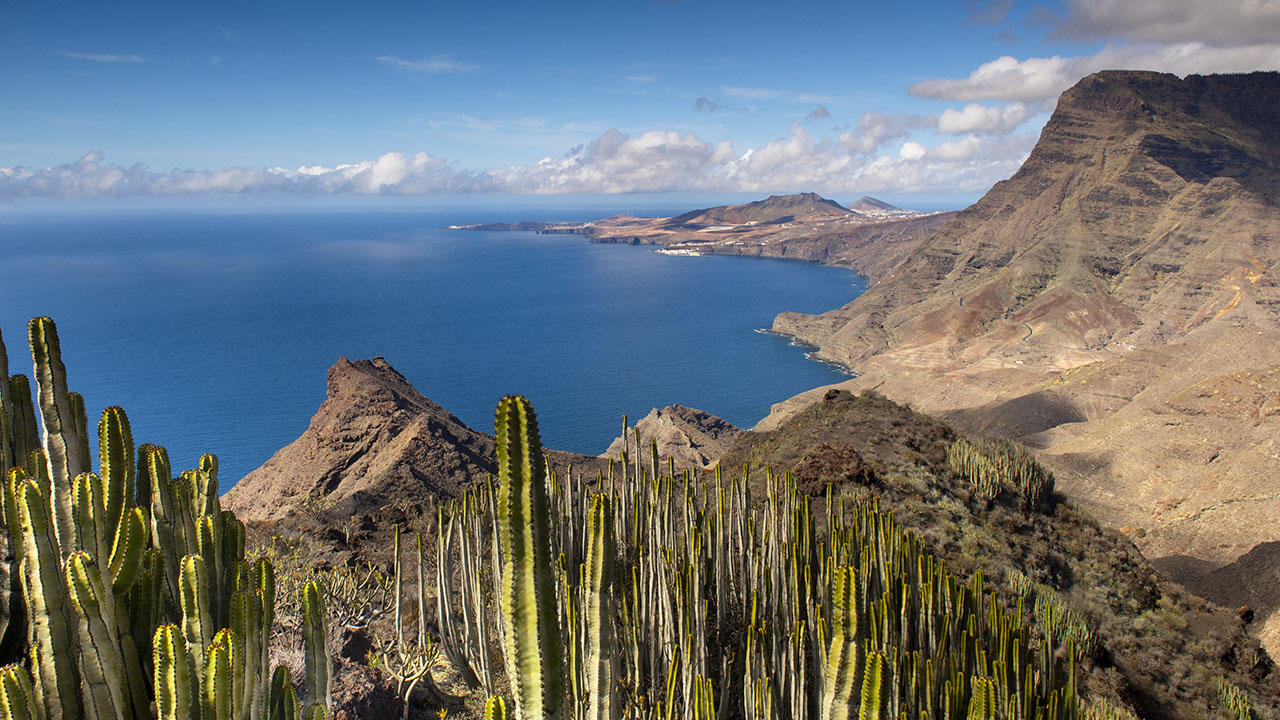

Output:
xmin=600 ymin=404 xmax=740 ymax=470
xmin=224 ymin=356 xmax=601 ymax=522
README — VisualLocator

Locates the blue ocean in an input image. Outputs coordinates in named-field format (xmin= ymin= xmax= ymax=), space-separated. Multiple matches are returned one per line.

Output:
xmin=0 ymin=205 xmax=864 ymax=491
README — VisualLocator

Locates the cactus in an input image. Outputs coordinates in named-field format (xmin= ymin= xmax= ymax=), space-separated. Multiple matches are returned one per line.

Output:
xmin=0 ymin=318 xmax=330 ymax=720
xmin=269 ymin=667 xmax=299 ymax=720
xmin=16 ymin=478 xmax=79 ymax=720
xmin=1217 ymin=677 xmax=1253 ymax=720
xmin=857 ymin=651 xmax=884 ymax=720
xmin=64 ymin=552 xmax=128 ymax=720
xmin=28 ymin=318 xmax=93 ymax=553
xmin=433 ymin=396 xmax=1086 ymax=720
xmin=821 ymin=567 xmax=860 ymax=720
xmin=947 ymin=438 xmax=1055 ymax=511
xmin=302 ymin=580 xmax=330 ymax=710
xmin=7 ymin=376 xmax=40 ymax=478
xmin=201 ymin=629 xmax=236 ymax=720
xmin=581 ymin=494 xmax=616 ymax=720
xmin=0 ymin=329 xmax=12 ymax=476
xmin=483 ymin=696 xmax=508 ymax=720
xmin=494 ymin=395 xmax=564 ymax=720
xmin=0 ymin=664 xmax=40 ymax=720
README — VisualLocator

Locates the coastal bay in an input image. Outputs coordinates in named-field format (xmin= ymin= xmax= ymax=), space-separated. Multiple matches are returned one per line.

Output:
xmin=0 ymin=206 xmax=863 ymax=489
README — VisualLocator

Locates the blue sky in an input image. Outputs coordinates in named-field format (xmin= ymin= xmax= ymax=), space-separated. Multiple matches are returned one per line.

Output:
xmin=3 ymin=0 xmax=1278 ymax=206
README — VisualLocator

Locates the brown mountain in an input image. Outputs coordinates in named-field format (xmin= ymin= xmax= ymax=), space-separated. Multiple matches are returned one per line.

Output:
xmin=580 ymin=194 xmax=952 ymax=268
xmin=762 ymin=71 xmax=1280 ymax=646
xmin=847 ymin=195 xmax=910 ymax=215
xmin=664 ymin=192 xmax=854 ymax=227
xmin=224 ymin=357 xmax=601 ymax=522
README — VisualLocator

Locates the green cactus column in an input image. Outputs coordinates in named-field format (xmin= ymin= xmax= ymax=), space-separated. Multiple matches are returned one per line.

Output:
xmin=16 ymin=479 xmax=80 ymax=720
xmin=8 ymin=376 xmax=41 ymax=477
xmin=0 ymin=327 xmax=13 ymax=474
xmin=27 ymin=318 xmax=89 ymax=553
xmin=821 ymin=566 xmax=861 ymax=720
xmin=0 ymin=664 xmax=40 ymax=720
xmin=154 ymin=624 xmax=195 ymax=720
xmin=495 ymin=396 xmax=564 ymax=720
xmin=582 ymin=493 xmax=616 ymax=720
xmin=302 ymin=580 xmax=330 ymax=711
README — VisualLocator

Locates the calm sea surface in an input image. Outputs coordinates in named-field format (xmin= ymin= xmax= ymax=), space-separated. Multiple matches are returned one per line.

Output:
xmin=0 ymin=207 xmax=864 ymax=491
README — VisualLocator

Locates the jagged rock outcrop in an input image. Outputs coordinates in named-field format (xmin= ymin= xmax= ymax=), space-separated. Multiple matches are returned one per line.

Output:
xmin=759 ymin=70 xmax=1280 ymax=653
xmin=601 ymin=404 xmax=739 ymax=469
xmin=225 ymin=357 xmax=599 ymax=522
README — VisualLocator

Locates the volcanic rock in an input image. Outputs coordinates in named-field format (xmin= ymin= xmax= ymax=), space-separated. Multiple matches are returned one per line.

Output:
xmin=225 ymin=357 xmax=599 ymax=522
xmin=601 ymin=404 xmax=739 ymax=470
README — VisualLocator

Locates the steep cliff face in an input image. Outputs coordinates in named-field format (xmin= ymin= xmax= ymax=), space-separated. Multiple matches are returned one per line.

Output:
xmin=225 ymin=357 xmax=599 ymax=521
xmin=777 ymin=71 xmax=1280 ymax=370
xmin=762 ymin=72 xmax=1280 ymax=600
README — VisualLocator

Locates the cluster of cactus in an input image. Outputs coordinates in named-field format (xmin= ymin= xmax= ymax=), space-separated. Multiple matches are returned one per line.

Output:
xmin=1082 ymin=698 xmax=1139 ymax=720
xmin=947 ymin=438 xmax=1055 ymax=510
xmin=373 ymin=526 xmax=448 ymax=720
xmin=430 ymin=395 xmax=1088 ymax=719
xmin=1217 ymin=677 xmax=1254 ymax=720
xmin=0 ymin=318 xmax=329 ymax=720
xmin=262 ymin=539 xmax=392 ymax=633
xmin=1005 ymin=570 xmax=1098 ymax=662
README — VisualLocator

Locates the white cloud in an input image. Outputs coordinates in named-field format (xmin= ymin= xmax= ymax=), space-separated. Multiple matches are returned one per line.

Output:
xmin=926 ymin=136 xmax=984 ymax=161
xmin=899 ymin=142 xmax=927 ymax=160
xmin=838 ymin=112 xmax=935 ymax=154
xmin=909 ymin=43 xmax=1280 ymax=103
xmin=496 ymin=129 xmax=736 ymax=194
xmin=59 ymin=51 xmax=144 ymax=63
xmin=1 ymin=125 xmax=1040 ymax=201
xmin=937 ymin=102 xmax=1031 ymax=135
xmin=1051 ymin=0 xmax=1280 ymax=48
xmin=375 ymin=55 xmax=480 ymax=73
xmin=0 ymin=151 xmax=492 ymax=199
xmin=626 ymin=74 xmax=657 ymax=84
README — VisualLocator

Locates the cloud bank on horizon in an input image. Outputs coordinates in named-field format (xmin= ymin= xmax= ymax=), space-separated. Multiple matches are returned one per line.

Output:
xmin=0 ymin=126 xmax=1038 ymax=199
xmin=3 ymin=0 xmax=1278 ymax=202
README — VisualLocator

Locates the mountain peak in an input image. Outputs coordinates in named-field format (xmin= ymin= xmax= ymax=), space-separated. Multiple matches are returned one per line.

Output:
xmin=226 ymin=357 xmax=601 ymax=521
xmin=666 ymin=192 xmax=853 ymax=227
xmin=848 ymin=196 xmax=902 ymax=213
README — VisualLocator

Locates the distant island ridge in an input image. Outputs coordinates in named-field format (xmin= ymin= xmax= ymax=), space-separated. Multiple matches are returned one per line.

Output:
xmin=451 ymin=193 xmax=953 ymax=269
